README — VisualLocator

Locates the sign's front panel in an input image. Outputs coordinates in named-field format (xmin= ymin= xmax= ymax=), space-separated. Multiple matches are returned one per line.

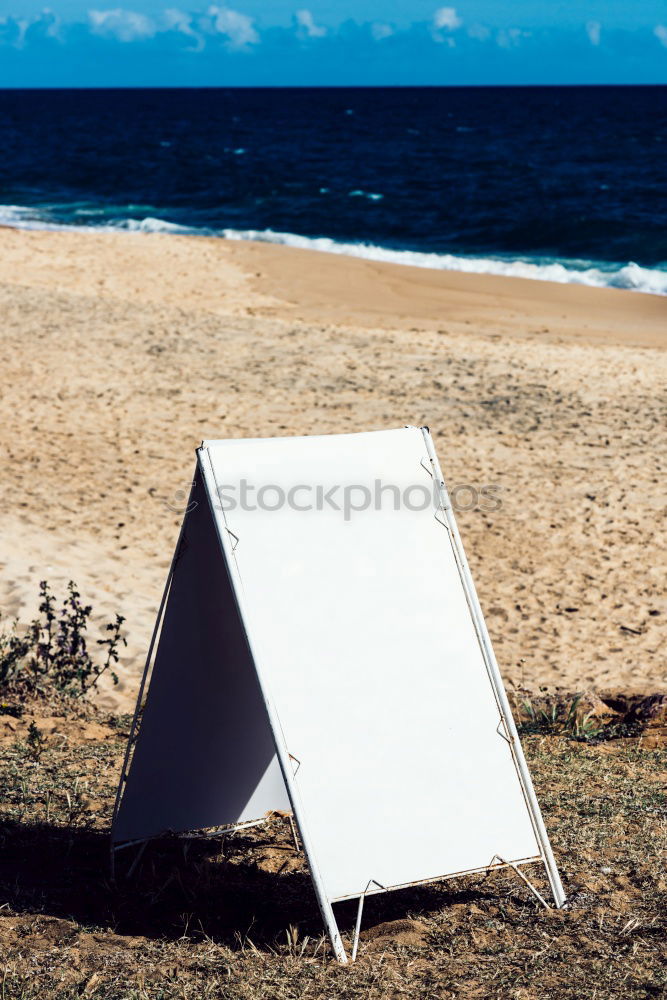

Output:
xmin=205 ymin=428 xmax=540 ymax=902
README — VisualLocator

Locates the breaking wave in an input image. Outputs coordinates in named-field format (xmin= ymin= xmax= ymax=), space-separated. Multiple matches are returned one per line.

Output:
xmin=1 ymin=203 xmax=666 ymax=296
xmin=221 ymin=228 xmax=667 ymax=296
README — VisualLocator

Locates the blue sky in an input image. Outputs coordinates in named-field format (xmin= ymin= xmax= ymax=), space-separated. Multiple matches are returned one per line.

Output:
xmin=1 ymin=3 xmax=667 ymax=85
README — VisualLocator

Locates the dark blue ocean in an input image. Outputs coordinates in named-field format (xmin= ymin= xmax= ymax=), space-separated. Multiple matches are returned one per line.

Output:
xmin=1 ymin=86 xmax=666 ymax=293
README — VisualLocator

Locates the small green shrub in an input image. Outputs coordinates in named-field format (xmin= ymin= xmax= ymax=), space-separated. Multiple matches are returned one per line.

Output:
xmin=518 ymin=694 xmax=607 ymax=742
xmin=0 ymin=580 xmax=126 ymax=699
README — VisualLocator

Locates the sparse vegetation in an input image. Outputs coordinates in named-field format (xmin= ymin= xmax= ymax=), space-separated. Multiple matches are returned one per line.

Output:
xmin=0 ymin=685 xmax=664 ymax=999
xmin=0 ymin=594 xmax=665 ymax=997
xmin=514 ymin=690 xmax=666 ymax=744
xmin=0 ymin=581 xmax=125 ymax=700
xmin=518 ymin=693 xmax=607 ymax=741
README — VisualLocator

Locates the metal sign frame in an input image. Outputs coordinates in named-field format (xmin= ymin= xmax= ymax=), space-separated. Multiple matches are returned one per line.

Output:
xmin=111 ymin=427 xmax=565 ymax=964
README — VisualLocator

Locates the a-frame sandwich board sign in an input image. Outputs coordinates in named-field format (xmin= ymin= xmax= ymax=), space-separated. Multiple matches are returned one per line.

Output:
xmin=111 ymin=427 xmax=565 ymax=963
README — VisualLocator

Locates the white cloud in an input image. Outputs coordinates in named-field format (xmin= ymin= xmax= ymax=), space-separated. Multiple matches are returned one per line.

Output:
xmin=433 ymin=7 xmax=461 ymax=31
xmin=295 ymin=9 xmax=326 ymax=38
xmin=1 ymin=15 xmax=31 ymax=47
xmin=88 ymin=8 xmax=155 ymax=41
xmin=15 ymin=17 xmax=31 ymax=45
xmin=0 ymin=10 xmax=61 ymax=46
xmin=586 ymin=20 xmax=601 ymax=47
xmin=88 ymin=7 xmax=155 ymax=42
xmin=655 ymin=24 xmax=667 ymax=47
xmin=40 ymin=8 xmax=62 ymax=39
xmin=496 ymin=27 xmax=529 ymax=49
xmin=207 ymin=5 xmax=258 ymax=48
xmin=468 ymin=23 xmax=490 ymax=42
xmin=371 ymin=22 xmax=393 ymax=42
xmin=163 ymin=7 xmax=203 ymax=49
xmin=163 ymin=8 xmax=191 ymax=32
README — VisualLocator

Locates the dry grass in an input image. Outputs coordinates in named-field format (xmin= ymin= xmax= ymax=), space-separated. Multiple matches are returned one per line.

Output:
xmin=0 ymin=696 xmax=665 ymax=999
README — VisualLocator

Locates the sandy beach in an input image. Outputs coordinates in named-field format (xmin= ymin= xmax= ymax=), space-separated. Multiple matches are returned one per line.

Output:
xmin=0 ymin=226 xmax=665 ymax=711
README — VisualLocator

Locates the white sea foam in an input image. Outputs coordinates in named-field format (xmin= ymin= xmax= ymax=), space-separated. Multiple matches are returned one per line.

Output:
xmin=120 ymin=216 xmax=196 ymax=234
xmin=0 ymin=205 xmax=199 ymax=236
xmin=221 ymin=227 xmax=667 ymax=296
xmin=348 ymin=190 xmax=384 ymax=201
xmin=1 ymin=203 xmax=665 ymax=296
xmin=0 ymin=204 xmax=82 ymax=232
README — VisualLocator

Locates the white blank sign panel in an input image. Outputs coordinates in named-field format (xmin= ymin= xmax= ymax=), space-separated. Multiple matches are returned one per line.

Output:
xmin=202 ymin=427 xmax=540 ymax=903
